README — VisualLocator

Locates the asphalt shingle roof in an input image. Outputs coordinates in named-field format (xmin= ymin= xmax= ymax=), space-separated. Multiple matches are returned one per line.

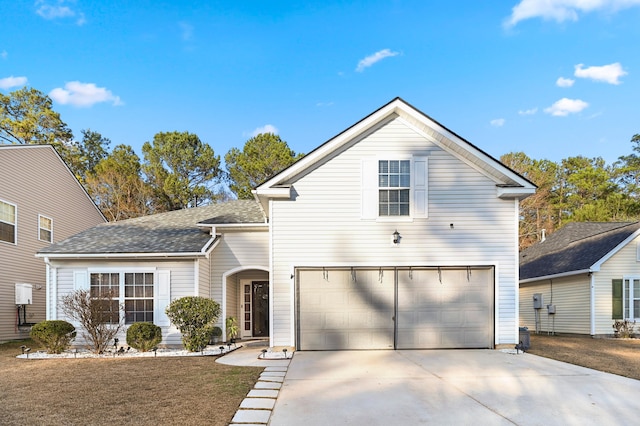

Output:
xmin=39 ymin=200 xmax=265 ymax=255
xmin=519 ymin=222 xmax=640 ymax=281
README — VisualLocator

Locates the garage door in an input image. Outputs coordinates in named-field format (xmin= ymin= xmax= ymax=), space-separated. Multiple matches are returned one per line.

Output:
xmin=397 ymin=267 xmax=493 ymax=349
xmin=297 ymin=269 xmax=395 ymax=350
xmin=297 ymin=267 xmax=494 ymax=350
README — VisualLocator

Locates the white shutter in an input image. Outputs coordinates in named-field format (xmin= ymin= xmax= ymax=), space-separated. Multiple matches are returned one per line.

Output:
xmin=155 ymin=270 xmax=171 ymax=326
xmin=413 ymin=157 xmax=428 ymax=218
xmin=73 ymin=271 xmax=89 ymax=291
xmin=361 ymin=159 xmax=378 ymax=219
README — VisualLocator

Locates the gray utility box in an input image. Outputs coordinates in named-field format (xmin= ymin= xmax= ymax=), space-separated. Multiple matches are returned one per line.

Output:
xmin=518 ymin=327 xmax=531 ymax=350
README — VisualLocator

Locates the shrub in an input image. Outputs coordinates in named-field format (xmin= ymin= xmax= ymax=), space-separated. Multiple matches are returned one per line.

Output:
xmin=61 ymin=289 xmax=123 ymax=354
xmin=209 ymin=326 xmax=223 ymax=344
xmin=126 ymin=322 xmax=162 ymax=352
xmin=165 ymin=296 xmax=221 ymax=352
xmin=30 ymin=320 xmax=76 ymax=354
xmin=613 ymin=319 xmax=636 ymax=338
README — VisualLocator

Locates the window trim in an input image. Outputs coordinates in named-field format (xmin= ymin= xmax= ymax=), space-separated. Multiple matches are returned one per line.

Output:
xmin=38 ymin=214 xmax=53 ymax=243
xmin=0 ymin=199 xmax=17 ymax=245
xmin=623 ymin=276 xmax=640 ymax=320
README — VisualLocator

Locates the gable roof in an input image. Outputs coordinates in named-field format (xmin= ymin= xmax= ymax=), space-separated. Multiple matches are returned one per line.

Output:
xmin=37 ymin=200 xmax=265 ymax=258
xmin=0 ymin=144 xmax=106 ymax=222
xmin=519 ymin=222 xmax=640 ymax=282
xmin=253 ymin=97 xmax=536 ymax=213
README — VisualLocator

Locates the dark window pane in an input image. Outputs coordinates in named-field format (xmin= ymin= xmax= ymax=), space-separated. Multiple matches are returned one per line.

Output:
xmin=378 ymin=161 xmax=388 ymax=173
xmin=389 ymin=161 xmax=399 ymax=173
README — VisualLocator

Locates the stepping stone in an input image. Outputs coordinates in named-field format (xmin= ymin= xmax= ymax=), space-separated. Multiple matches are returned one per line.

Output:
xmin=254 ymin=381 xmax=282 ymax=390
xmin=231 ymin=409 xmax=271 ymax=424
xmin=259 ymin=375 xmax=284 ymax=383
xmin=248 ymin=389 xmax=279 ymax=398
xmin=264 ymin=366 xmax=288 ymax=372
xmin=240 ymin=398 xmax=276 ymax=409
xmin=261 ymin=371 xmax=286 ymax=377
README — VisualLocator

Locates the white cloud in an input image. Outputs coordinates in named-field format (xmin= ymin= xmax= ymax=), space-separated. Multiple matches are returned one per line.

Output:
xmin=504 ymin=0 xmax=640 ymax=28
xmin=179 ymin=21 xmax=194 ymax=41
xmin=490 ymin=118 xmax=506 ymax=127
xmin=556 ymin=77 xmax=575 ymax=87
xmin=356 ymin=49 xmax=399 ymax=72
xmin=316 ymin=101 xmax=335 ymax=107
xmin=1 ymin=51 xmax=7 ymax=60
xmin=251 ymin=124 xmax=279 ymax=137
xmin=544 ymin=97 xmax=589 ymax=116
xmin=0 ymin=76 xmax=28 ymax=90
xmin=49 ymin=81 xmax=122 ymax=107
xmin=574 ymin=62 xmax=627 ymax=84
xmin=35 ymin=0 xmax=86 ymax=26
xmin=518 ymin=107 xmax=538 ymax=115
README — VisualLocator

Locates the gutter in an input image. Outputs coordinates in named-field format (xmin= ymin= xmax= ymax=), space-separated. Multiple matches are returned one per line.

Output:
xmin=519 ymin=268 xmax=592 ymax=284
xmin=35 ymin=251 xmax=211 ymax=259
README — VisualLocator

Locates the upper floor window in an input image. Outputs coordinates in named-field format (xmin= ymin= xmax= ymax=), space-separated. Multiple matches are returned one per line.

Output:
xmin=379 ymin=160 xmax=410 ymax=216
xmin=39 ymin=215 xmax=53 ymax=243
xmin=0 ymin=200 xmax=17 ymax=244
xmin=362 ymin=156 xmax=428 ymax=220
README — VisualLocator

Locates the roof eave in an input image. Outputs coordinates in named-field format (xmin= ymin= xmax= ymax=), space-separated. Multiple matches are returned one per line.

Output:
xmin=519 ymin=268 xmax=592 ymax=284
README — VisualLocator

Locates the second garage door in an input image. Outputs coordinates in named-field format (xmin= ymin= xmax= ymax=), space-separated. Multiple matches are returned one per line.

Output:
xmin=297 ymin=267 xmax=494 ymax=350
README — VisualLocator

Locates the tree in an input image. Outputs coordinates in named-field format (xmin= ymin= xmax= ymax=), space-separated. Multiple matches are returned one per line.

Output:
xmin=85 ymin=144 xmax=151 ymax=221
xmin=68 ymin=129 xmax=111 ymax=183
xmin=61 ymin=289 xmax=123 ymax=354
xmin=225 ymin=133 xmax=303 ymax=199
xmin=142 ymin=131 xmax=222 ymax=212
xmin=0 ymin=86 xmax=73 ymax=149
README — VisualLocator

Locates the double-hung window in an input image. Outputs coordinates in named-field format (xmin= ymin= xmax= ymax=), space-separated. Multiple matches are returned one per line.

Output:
xmin=379 ymin=160 xmax=410 ymax=216
xmin=0 ymin=200 xmax=16 ymax=244
xmin=624 ymin=278 xmax=640 ymax=319
xmin=39 ymin=215 xmax=53 ymax=243
xmin=362 ymin=156 xmax=428 ymax=220
xmin=89 ymin=272 xmax=155 ymax=324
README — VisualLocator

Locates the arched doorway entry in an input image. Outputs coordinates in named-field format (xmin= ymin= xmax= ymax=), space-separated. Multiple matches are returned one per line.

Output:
xmin=222 ymin=266 xmax=269 ymax=340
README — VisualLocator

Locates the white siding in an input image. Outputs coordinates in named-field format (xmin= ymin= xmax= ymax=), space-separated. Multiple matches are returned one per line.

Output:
xmin=595 ymin=235 xmax=640 ymax=335
xmin=49 ymin=259 xmax=196 ymax=347
xmin=270 ymin=118 xmax=519 ymax=347
xmin=519 ymin=275 xmax=590 ymax=334
xmin=0 ymin=146 xmax=105 ymax=342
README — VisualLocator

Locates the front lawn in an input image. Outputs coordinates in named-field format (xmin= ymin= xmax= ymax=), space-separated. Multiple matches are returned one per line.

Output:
xmin=0 ymin=340 xmax=262 ymax=426
xmin=528 ymin=333 xmax=640 ymax=380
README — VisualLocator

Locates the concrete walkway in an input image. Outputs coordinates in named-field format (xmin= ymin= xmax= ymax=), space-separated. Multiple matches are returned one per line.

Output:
xmin=216 ymin=342 xmax=291 ymax=426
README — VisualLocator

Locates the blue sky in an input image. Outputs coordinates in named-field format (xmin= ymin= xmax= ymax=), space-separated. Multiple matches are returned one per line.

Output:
xmin=2 ymin=0 xmax=640 ymax=166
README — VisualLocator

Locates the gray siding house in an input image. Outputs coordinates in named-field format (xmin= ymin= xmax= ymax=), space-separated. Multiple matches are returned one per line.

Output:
xmin=39 ymin=98 xmax=535 ymax=350
xmin=519 ymin=221 xmax=640 ymax=336
xmin=0 ymin=144 xmax=106 ymax=343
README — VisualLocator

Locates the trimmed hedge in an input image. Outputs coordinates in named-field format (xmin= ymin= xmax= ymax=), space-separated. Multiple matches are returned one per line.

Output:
xmin=30 ymin=320 xmax=76 ymax=354
xmin=126 ymin=322 xmax=162 ymax=352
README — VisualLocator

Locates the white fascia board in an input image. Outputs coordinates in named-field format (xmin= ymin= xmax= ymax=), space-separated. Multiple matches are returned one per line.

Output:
xmin=519 ymin=269 xmax=592 ymax=284
xmin=35 ymin=251 xmax=209 ymax=259
xmin=252 ymin=186 xmax=292 ymax=198
xmin=497 ymin=186 xmax=536 ymax=200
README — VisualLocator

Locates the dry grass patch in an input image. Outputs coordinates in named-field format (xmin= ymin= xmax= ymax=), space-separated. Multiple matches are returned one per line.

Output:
xmin=528 ymin=333 xmax=640 ymax=381
xmin=0 ymin=340 xmax=262 ymax=426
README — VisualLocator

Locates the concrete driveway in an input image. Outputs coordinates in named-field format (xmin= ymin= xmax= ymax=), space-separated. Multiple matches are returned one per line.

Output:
xmin=268 ymin=350 xmax=640 ymax=425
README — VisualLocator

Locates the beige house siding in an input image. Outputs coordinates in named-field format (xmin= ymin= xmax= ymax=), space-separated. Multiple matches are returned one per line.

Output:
xmin=0 ymin=145 xmax=105 ymax=342
xmin=270 ymin=117 xmax=520 ymax=347
xmin=519 ymin=275 xmax=591 ymax=334
xmin=594 ymin=234 xmax=640 ymax=334
xmin=47 ymin=259 xmax=198 ymax=347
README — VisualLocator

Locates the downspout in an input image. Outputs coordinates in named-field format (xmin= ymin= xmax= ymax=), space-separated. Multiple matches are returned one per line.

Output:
xmin=590 ymin=271 xmax=596 ymax=336
xmin=44 ymin=257 xmax=51 ymax=320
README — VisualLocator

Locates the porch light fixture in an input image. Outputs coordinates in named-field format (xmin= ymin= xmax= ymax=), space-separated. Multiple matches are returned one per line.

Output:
xmin=393 ymin=230 xmax=401 ymax=245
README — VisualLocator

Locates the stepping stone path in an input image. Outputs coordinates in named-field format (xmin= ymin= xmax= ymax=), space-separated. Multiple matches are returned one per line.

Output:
xmin=230 ymin=365 xmax=289 ymax=425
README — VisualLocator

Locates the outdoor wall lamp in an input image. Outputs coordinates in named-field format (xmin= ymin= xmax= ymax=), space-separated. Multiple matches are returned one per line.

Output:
xmin=393 ymin=230 xmax=401 ymax=245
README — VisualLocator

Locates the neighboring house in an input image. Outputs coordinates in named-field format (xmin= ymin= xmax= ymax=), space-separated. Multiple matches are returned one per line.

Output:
xmin=38 ymin=98 xmax=535 ymax=350
xmin=519 ymin=221 xmax=640 ymax=336
xmin=0 ymin=144 xmax=106 ymax=343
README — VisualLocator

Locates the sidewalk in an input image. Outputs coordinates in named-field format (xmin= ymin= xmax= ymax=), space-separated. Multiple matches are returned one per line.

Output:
xmin=216 ymin=341 xmax=291 ymax=425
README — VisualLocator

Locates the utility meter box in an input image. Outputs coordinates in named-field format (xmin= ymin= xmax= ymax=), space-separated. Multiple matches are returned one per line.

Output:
xmin=15 ymin=283 xmax=33 ymax=305
xmin=533 ymin=293 xmax=543 ymax=309
xmin=547 ymin=304 xmax=556 ymax=315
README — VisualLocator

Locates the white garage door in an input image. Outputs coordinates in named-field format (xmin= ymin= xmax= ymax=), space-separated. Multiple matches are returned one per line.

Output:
xmin=297 ymin=269 xmax=395 ymax=350
xmin=397 ymin=267 xmax=493 ymax=349
xmin=297 ymin=267 xmax=494 ymax=350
